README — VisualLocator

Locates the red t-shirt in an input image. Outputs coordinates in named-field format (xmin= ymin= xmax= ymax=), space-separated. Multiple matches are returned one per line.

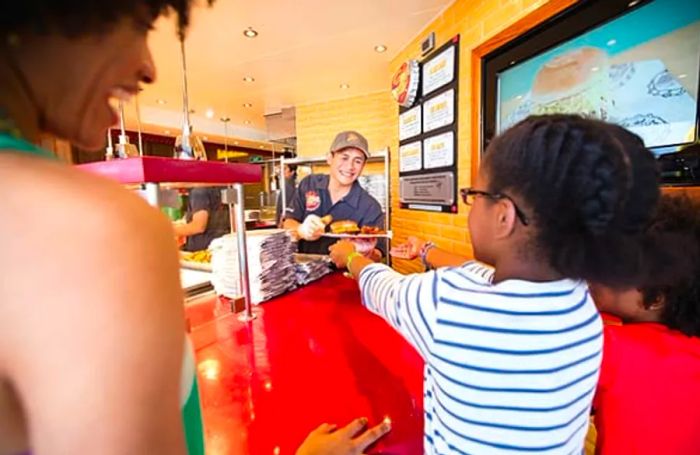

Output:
xmin=594 ymin=322 xmax=700 ymax=454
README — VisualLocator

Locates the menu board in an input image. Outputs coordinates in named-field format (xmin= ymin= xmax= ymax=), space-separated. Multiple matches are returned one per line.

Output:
xmin=399 ymin=141 xmax=422 ymax=172
xmin=399 ymin=105 xmax=422 ymax=140
xmin=400 ymin=172 xmax=455 ymax=208
xmin=398 ymin=36 xmax=459 ymax=213
xmin=424 ymin=132 xmax=454 ymax=169
xmin=423 ymin=89 xmax=455 ymax=132
xmin=423 ymin=45 xmax=455 ymax=96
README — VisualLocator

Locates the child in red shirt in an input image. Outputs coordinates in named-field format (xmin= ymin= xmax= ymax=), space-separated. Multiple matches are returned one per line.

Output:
xmin=591 ymin=194 xmax=700 ymax=454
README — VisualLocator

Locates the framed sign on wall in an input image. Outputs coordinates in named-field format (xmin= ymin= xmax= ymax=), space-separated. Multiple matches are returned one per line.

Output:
xmin=396 ymin=35 xmax=460 ymax=213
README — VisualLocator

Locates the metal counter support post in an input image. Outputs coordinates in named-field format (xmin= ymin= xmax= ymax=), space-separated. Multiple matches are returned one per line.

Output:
xmin=384 ymin=149 xmax=391 ymax=266
xmin=144 ymin=182 xmax=161 ymax=207
xmin=234 ymin=183 xmax=256 ymax=322
xmin=280 ymin=156 xmax=286 ymax=220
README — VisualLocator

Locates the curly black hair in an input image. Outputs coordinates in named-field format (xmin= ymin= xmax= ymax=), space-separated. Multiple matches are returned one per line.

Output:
xmin=640 ymin=194 xmax=700 ymax=337
xmin=0 ymin=0 xmax=213 ymax=39
xmin=482 ymin=114 xmax=660 ymax=287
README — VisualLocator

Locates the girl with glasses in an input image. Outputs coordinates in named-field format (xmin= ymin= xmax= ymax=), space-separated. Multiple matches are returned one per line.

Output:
xmin=330 ymin=114 xmax=659 ymax=453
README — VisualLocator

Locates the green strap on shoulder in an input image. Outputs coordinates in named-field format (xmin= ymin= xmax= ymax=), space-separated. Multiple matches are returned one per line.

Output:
xmin=181 ymin=337 xmax=205 ymax=454
xmin=0 ymin=132 xmax=55 ymax=159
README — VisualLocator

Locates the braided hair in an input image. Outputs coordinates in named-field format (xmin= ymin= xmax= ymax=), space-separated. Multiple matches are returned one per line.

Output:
xmin=482 ymin=114 xmax=660 ymax=287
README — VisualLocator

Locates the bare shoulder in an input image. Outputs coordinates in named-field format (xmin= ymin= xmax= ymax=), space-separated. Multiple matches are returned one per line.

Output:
xmin=0 ymin=154 xmax=187 ymax=452
xmin=0 ymin=152 xmax=183 ymax=373
xmin=0 ymin=153 xmax=166 ymax=231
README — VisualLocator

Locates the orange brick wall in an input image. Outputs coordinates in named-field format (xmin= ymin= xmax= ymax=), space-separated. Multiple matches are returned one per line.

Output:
xmin=296 ymin=91 xmax=395 ymax=157
xmin=296 ymin=0 xmax=567 ymax=273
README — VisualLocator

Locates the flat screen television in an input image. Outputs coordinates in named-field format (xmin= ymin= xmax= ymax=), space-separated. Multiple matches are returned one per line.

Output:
xmin=482 ymin=0 xmax=700 ymax=165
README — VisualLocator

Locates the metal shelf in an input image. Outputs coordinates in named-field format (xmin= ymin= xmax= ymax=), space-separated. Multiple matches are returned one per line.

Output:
xmin=78 ymin=156 xmax=261 ymax=185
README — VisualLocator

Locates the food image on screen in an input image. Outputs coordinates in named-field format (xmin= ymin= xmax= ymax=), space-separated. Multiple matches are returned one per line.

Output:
xmin=497 ymin=0 xmax=700 ymax=150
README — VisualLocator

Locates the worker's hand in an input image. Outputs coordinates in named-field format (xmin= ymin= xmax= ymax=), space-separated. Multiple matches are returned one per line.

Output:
xmin=389 ymin=236 xmax=426 ymax=260
xmin=298 ymin=214 xmax=326 ymax=241
xmin=328 ymin=240 xmax=357 ymax=269
xmin=296 ymin=417 xmax=391 ymax=455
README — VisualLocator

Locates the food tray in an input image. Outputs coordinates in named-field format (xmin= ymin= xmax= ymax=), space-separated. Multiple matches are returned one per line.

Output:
xmin=321 ymin=231 xmax=393 ymax=239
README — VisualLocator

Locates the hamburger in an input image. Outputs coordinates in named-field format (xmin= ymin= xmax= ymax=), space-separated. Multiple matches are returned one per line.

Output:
xmin=330 ymin=220 xmax=360 ymax=234
xmin=531 ymin=47 xmax=610 ymax=120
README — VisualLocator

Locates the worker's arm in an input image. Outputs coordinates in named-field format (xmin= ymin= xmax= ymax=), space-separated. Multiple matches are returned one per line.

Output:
xmin=173 ymin=210 xmax=208 ymax=237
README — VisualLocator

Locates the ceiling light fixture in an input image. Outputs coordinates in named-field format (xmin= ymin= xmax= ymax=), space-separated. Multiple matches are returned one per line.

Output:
xmin=607 ymin=39 xmax=617 ymax=46
xmin=164 ymin=130 xmax=171 ymax=135
xmin=628 ymin=0 xmax=640 ymax=6
xmin=374 ymin=44 xmax=387 ymax=53
xmin=243 ymin=103 xmax=253 ymax=108
xmin=243 ymin=76 xmax=255 ymax=82
xmin=244 ymin=120 xmax=251 ymax=125
xmin=156 ymin=99 xmax=167 ymax=105
xmin=205 ymin=108 xmax=215 ymax=119
xmin=243 ymin=27 xmax=258 ymax=38
xmin=340 ymin=83 xmax=350 ymax=89
xmin=678 ymin=74 xmax=688 ymax=79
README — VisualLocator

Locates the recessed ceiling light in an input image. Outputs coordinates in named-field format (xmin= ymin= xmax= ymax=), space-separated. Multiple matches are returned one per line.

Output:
xmin=164 ymin=130 xmax=171 ymax=135
xmin=244 ymin=120 xmax=251 ymax=125
xmin=607 ymin=39 xmax=617 ymax=46
xmin=628 ymin=0 xmax=640 ymax=6
xmin=234 ymin=141 xmax=239 ymax=145
xmin=374 ymin=44 xmax=387 ymax=53
xmin=243 ymin=103 xmax=253 ymax=108
xmin=259 ymin=145 xmax=265 ymax=149
xmin=678 ymin=74 xmax=688 ymax=79
xmin=156 ymin=99 xmax=167 ymax=105
xmin=591 ymin=66 xmax=600 ymax=72
xmin=243 ymin=76 xmax=255 ymax=83
xmin=243 ymin=27 xmax=258 ymax=38
xmin=340 ymin=83 xmax=350 ymax=89
xmin=202 ymin=136 xmax=208 ymax=141
xmin=205 ymin=108 xmax=214 ymax=119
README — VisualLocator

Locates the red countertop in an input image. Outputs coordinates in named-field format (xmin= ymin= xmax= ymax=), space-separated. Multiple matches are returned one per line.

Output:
xmin=190 ymin=273 xmax=425 ymax=454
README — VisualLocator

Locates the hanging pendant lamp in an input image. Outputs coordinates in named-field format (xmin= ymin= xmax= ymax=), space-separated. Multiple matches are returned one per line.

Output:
xmin=175 ymin=38 xmax=207 ymax=160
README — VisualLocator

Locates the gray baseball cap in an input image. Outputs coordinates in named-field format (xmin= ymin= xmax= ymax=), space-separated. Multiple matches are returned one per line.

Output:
xmin=329 ymin=130 xmax=370 ymax=158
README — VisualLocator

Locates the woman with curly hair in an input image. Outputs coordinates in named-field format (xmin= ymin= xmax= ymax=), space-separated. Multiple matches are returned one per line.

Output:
xmin=0 ymin=2 xmax=389 ymax=454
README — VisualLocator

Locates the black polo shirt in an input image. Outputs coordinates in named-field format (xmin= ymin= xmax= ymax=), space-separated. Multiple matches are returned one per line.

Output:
xmin=289 ymin=174 xmax=385 ymax=255
xmin=183 ymin=187 xmax=230 ymax=252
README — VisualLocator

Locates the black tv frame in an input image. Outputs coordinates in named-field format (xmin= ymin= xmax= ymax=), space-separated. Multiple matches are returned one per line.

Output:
xmin=480 ymin=0 xmax=700 ymax=159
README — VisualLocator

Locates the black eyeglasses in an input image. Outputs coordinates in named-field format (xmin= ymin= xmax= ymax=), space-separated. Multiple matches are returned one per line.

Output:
xmin=460 ymin=187 xmax=530 ymax=226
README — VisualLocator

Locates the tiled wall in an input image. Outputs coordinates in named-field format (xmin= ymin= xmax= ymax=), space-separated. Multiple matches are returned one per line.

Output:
xmin=296 ymin=0 xmax=563 ymax=273
xmin=296 ymin=91 xmax=395 ymax=157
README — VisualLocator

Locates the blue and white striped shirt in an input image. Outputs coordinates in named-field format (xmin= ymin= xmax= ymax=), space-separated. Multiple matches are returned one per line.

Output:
xmin=358 ymin=261 xmax=602 ymax=454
